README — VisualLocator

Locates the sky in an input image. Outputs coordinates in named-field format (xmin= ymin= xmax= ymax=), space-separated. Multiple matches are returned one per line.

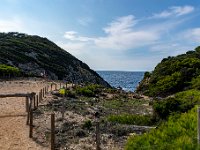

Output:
xmin=0 ymin=0 xmax=200 ymax=71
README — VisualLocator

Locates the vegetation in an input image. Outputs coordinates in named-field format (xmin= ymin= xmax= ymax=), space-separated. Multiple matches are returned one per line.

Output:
xmin=0 ymin=64 xmax=21 ymax=78
xmin=126 ymin=46 xmax=200 ymax=149
xmin=137 ymin=46 xmax=200 ymax=97
xmin=153 ymin=89 xmax=200 ymax=119
xmin=108 ymin=114 xmax=154 ymax=126
xmin=75 ymin=84 xmax=102 ymax=97
xmin=82 ymin=120 xmax=92 ymax=130
xmin=126 ymin=106 xmax=198 ymax=150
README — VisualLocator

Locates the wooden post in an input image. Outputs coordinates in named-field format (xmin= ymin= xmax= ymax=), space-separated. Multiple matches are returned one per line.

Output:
xmin=96 ymin=121 xmax=101 ymax=150
xmin=33 ymin=95 xmax=36 ymax=109
xmin=51 ymin=84 xmax=53 ymax=91
xmin=25 ymin=97 xmax=29 ymax=112
xmin=44 ymin=87 xmax=46 ymax=94
xmin=40 ymin=89 xmax=42 ymax=99
xmin=29 ymin=109 xmax=33 ymax=138
xmin=26 ymin=97 xmax=30 ymax=125
xmin=36 ymin=95 xmax=39 ymax=107
xmin=66 ymin=82 xmax=67 ymax=89
xmin=51 ymin=113 xmax=55 ymax=150
xmin=45 ymin=86 xmax=48 ymax=94
xmin=38 ymin=92 xmax=40 ymax=103
xmin=43 ymin=88 xmax=45 ymax=97
xmin=39 ymin=90 xmax=42 ymax=102
xmin=41 ymin=89 xmax=43 ymax=99
xmin=198 ymin=107 xmax=200 ymax=144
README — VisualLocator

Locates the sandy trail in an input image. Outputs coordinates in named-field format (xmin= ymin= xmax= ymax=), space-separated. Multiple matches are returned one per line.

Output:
xmin=0 ymin=80 xmax=49 ymax=150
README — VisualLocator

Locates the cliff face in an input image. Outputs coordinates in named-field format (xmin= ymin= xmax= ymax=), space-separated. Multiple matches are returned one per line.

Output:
xmin=0 ymin=32 xmax=110 ymax=87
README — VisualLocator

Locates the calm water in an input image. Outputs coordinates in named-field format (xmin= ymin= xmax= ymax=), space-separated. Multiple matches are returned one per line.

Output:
xmin=97 ymin=71 xmax=145 ymax=92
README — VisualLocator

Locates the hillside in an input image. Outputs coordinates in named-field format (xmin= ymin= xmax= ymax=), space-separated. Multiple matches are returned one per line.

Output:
xmin=0 ymin=32 xmax=110 ymax=87
xmin=126 ymin=46 xmax=200 ymax=149
xmin=137 ymin=46 xmax=200 ymax=97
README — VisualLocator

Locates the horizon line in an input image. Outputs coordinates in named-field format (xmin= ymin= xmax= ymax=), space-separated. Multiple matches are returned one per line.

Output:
xmin=96 ymin=70 xmax=148 ymax=72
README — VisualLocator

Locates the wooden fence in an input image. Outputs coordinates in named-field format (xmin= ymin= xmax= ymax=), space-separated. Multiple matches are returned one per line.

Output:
xmin=27 ymin=84 xmax=56 ymax=150
xmin=0 ymin=81 xmax=103 ymax=150
xmin=0 ymin=82 xmax=57 ymax=150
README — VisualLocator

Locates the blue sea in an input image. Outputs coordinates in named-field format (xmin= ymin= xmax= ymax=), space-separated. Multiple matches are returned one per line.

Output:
xmin=97 ymin=71 xmax=145 ymax=92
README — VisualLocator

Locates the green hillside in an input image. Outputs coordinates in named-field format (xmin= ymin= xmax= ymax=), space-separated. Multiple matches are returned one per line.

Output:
xmin=0 ymin=32 xmax=110 ymax=87
xmin=137 ymin=46 xmax=200 ymax=97
xmin=126 ymin=46 xmax=200 ymax=149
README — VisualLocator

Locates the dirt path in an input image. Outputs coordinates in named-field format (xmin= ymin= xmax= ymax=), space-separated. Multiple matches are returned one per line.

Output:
xmin=0 ymin=80 xmax=49 ymax=150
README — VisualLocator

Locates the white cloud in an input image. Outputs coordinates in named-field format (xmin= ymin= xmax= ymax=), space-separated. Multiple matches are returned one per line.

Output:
xmin=0 ymin=18 xmax=23 ymax=32
xmin=64 ymin=15 xmax=159 ymax=51
xmin=150 ymin=27 xmax=200 ymax=56
xmin=64 ymin=31 xmax=93 ymax=42
xmin=63 ymin=31 xmax=77 ymax=40
xmin=103 ymin=15 xmax=137 ymax=35
xmin=56 ymin=41 xmax=88 ymax=55
xmin=182 ymin=28 xmax=200 ymax=42
xmin=94 ymin=31 xmax=158 ymax=50
xmin=150 ymin=43 xmax=194 ymax=56
xmin=61 ymin=13 xmax=194 ymax=70
xmin=59 ymin=9 xmax=197 ymax=71
xmin=94 ymin=15 xmax=159 ymax=50
xmin=0 ymin=17 xmax=53 ymax=38
xmin=152 ymin=5 xmax=194 ymax=18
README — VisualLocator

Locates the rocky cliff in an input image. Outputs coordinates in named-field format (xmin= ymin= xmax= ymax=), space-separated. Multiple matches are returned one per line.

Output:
xmin=0 ymin=32 xmax=110 ymax=87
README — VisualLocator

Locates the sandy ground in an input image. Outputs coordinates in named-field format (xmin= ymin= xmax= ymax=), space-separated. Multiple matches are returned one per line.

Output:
xmin=0 ymin=80 xmax=49 ymax=150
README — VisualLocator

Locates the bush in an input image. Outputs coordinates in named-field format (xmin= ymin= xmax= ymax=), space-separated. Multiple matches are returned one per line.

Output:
xmin=76 ymin=84 xmax=102 ymax=97
xmin=0 ymin=64 xmax=21 ymax=78
xmin=191 ymin=76 xmax=200 ymax=90
xmin=82 ymin=120 xmax=92 ymax=130
xmin=153 ymin=89 xmax=200 ymax=119
xmin=144 ymin=71 xmax=151 ymax=78
xmin=125 ymin=106 xmax=198 ymax=150
xmin=107 ymin=114 xmax=154 ymax=126
xmin=66 ymin=90 xmax=76 ymax=98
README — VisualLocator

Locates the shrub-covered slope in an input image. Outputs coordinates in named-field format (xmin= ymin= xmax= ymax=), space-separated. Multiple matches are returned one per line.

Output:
xmin=137 ymin=46 xmax=200 ymax=97
xmin=126 ymin=106 xmax=198 ymax=150
xmin=0 ymin=32 xmax=110 ymax=86
xmin=127 ymin=47 xmax=200 ymax=150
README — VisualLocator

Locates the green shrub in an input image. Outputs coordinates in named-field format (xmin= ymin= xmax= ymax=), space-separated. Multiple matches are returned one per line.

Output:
xmin=125 ymin=106 xmax=198 ymax=150
xmin=0 ymin=64 xmax=21 ymax=77
xmin=66 ymin=90 xmax=76 ymax=98
xmin=191 ymin=76 xmax=200 ymax=90
xmin=82 ymin=120 xmax=92 ymax=130
xmin=76 ymin=84 xmax=102 ymax=97
xmin=153 ymin=89 xmax=200 ymax=119
xmin=107 ymin=114 xmax=154 ymax=126
xmin=144 ymin=71 xmax=151 ymax=78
